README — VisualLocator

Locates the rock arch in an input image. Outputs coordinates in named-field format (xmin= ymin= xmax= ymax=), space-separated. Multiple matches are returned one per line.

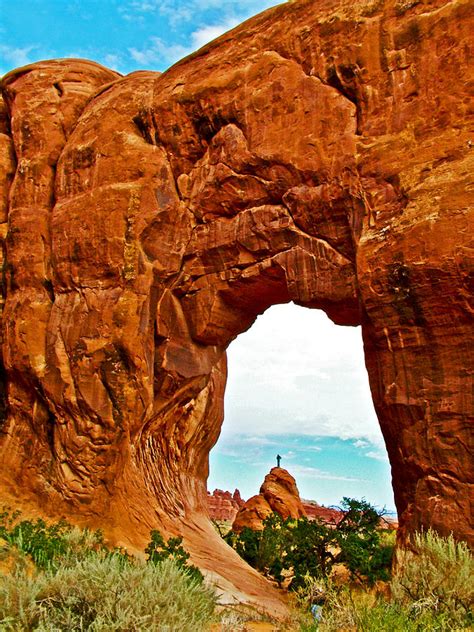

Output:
xmin=0 ymin=0 xmax=472 ymax=606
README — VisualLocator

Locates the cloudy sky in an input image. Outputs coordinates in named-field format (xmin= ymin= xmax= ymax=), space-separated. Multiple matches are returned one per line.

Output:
xmin=1 ymin=0 xmax=396 ymax=513
xmin=210 ymin=305 xmax=394 ymax=512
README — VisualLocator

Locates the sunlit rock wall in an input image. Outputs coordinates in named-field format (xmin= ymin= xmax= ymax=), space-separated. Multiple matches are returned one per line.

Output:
xmin=0 ymin=0 xmax=472 ymax=605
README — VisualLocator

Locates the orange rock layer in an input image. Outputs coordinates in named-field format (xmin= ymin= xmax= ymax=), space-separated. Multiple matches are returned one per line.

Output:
xmin=0 ymin=0 xmax=473 ymax=609
xmin=233 ymin=468 xmax=306 ymax=532
xmin=207 ymin=489 xmax=244 ymax=522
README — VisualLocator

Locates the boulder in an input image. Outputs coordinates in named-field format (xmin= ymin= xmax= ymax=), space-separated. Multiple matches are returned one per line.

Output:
xmin=233 ymin=468 xmax=306 ymax=532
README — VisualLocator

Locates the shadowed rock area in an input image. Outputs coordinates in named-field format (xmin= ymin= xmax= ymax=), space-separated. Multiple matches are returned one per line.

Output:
xmin=0 ymin=0 xmax=472 ymax=611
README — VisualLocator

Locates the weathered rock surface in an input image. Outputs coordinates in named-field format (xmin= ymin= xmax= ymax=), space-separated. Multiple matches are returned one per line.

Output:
xmin=0 ymin=0 xmax=473 ymax=610
xmin=207 ymin=488 xmax=244 ymax=522
xmin=233 ymin=468 xmax=306 ymax=532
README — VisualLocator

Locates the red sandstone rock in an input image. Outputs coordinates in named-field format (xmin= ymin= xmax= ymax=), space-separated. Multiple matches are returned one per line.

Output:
xmin=302 ymin=500 xmax=344 ymax=525
xmin=233 ymin=468 xmax=306 ymax=532
xmin=0 ymin=93 xmax=15 ymax=376
xmin=232 ymin=495 xmax=275 ymax=533
xmin=207 ymin=488 xmax=245 ymax=522
xmin=0 ymin=0 xmax=473 ymax=612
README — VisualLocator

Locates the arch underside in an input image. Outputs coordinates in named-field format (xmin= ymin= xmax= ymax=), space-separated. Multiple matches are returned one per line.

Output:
xmin=0 ymin=0 xmax=472 ymax=606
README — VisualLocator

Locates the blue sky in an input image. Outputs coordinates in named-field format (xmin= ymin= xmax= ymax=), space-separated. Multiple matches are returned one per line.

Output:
xmin=0 ymin=0 xmax=279 ymax=76
xmin=0 ymin=1 xmax=396 ymax=513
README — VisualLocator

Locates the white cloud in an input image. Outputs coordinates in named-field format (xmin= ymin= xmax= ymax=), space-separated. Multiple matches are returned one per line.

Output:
xmin=365 ymin=450 xmax=388 ymax=462
xmin=223 ymin=435 xmax=279 ymax=448
xmin=121 ymin=0 xmax=278 ymax=22
xmin=129 ymin=0 xmax=158 ymax=10
xmin=0 ymin=44 xmax=38 ymax=74
xmin=290 ymin=464 xmax=367 ymax=483
xmin=101 ymin=53 xmax=123 ymax=72
xmin=120 ymin=0 xmax=282 ymax=70
xmin=214 ymin=433 xmax=277 ymax=464
xmin=224 ymin=303 xmax=384 ymax=443
xmin=191 ymin=19 xmax=239 ymax=48
xmin=119 ymin=1 xmax=194 ymax=26
xmin=303 ymin=445 xmax=322 ymax=453
xmin=127 ymin=16 xmax=239 ymax=69
xmin=128 ymin=36 xmax=188 ymax=66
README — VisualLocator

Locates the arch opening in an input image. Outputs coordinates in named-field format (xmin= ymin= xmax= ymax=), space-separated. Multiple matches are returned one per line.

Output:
xmin=209 ymin=302 xmax=396 ymax=515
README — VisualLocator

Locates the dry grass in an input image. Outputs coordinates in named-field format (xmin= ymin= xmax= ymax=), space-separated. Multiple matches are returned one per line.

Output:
xmin=292 ymin=530 xmax=474 ymax=631
xmin=0 ymin=552 xmax=217 ymax=631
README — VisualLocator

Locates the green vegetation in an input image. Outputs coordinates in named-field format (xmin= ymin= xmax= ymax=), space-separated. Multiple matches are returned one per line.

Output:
xmin=0 ymin=509 xmax=106 ymax=570
xmin=391 ymin=530 xmax=474 ymax=628
xmin=226 ymin=497 xmax=394 ymax=589
xmin=226 ymin=499 xmax=473 ymax=630
xmin=0 ymin=508 xmax=472 ymax=631
xmin=0 ymin=556 xmax=216 ymax=631
xmin=0 ymin=509 xmax=216 ymax=631
xmin=145 ymin=529 xmax=204 ymax=583
xmin=293 ymin=530 xmax=474 ymax=631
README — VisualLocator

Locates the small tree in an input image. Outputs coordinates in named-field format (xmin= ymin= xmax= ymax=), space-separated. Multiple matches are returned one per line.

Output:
xmin=284 ymin=517 xmax=336 ymax=589
xmin=225 ymin=513 xmax=288 ymax=584
xmin=145 ymin=530 xmax=203 ymax=583
xmin=225 ymin=498 xmax=393 ymax=588
xmin=334 ymin=497 xmax=393 ymax=583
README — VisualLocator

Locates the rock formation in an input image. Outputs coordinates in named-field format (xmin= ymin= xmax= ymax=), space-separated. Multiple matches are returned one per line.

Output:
xmin=207 ymin=489 xmax=244 ymax=522
xmin=0 ymin=0 xmax=472 ymax=609
xmin=233 ymin=468 xmax=306 ymax=532
xmin=302 ymin=500 xmax=344 ymax=525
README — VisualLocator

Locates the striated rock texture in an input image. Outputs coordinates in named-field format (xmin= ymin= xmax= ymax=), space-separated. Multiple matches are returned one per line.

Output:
xmin=233 ymin=468 xmax=306 ymax=532
xmin=0 ymin=0 xmax=472 ymax=607
xmin=207 ymin=488 xmax=244 ymax=522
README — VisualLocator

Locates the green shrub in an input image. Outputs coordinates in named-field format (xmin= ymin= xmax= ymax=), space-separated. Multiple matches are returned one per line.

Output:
xmin=225 ymin=513 xmax=289 ymax=585
xmin=334 ymin=498 xmax=394 ymax=584
xmin=0 ymin=513 xmax=216 ymax=630
xmin=295 ymin=530 xmax=473 ymax=631
xmin=0 ymin=510 xmax=69 ymax=569
xmin=392 ymin=529 xmax=474 ymax=627
xmin=145 ymin=529 xmax=204 ymax=583
xmin=226 ymin=498 xmax=394 ymax=588
xmin=0 ymin=554 xmax=216 ymax=631
xmin=0 ymin=509 xmax=107 ymax=570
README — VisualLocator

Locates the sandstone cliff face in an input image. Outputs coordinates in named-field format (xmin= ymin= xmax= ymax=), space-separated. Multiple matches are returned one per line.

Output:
xmin=0 ymin=0 xmax=472 ymax=608
xmin=207 ymin=489 xmax=244 ymax=522
xmin=233 ymin=468 xmax=306 ymax=532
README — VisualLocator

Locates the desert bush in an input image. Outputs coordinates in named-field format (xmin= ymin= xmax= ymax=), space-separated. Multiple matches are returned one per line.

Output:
xmin=58 ymin=526 xmax=108 ymax=565
xmin=295 ymin=530 xmax=473 ymax=631
xmin=145 ymin=529 xmax=204 ymax=583
xmin=0 ymin=513 xmax=216 ymax=630
xmin=392 ymin=529 xmax=474 ymax=627
xmin=226 ymin=498 xmax=394 ymax=588
xmin=0 ymin=554 xmax=216 ymax=631
xmin=0 ymin=509 xmax=107 ymax=570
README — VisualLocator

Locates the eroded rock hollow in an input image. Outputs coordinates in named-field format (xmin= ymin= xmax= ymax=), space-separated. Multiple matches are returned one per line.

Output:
xmin=0 ymin=0 xmax=472 ymax=606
